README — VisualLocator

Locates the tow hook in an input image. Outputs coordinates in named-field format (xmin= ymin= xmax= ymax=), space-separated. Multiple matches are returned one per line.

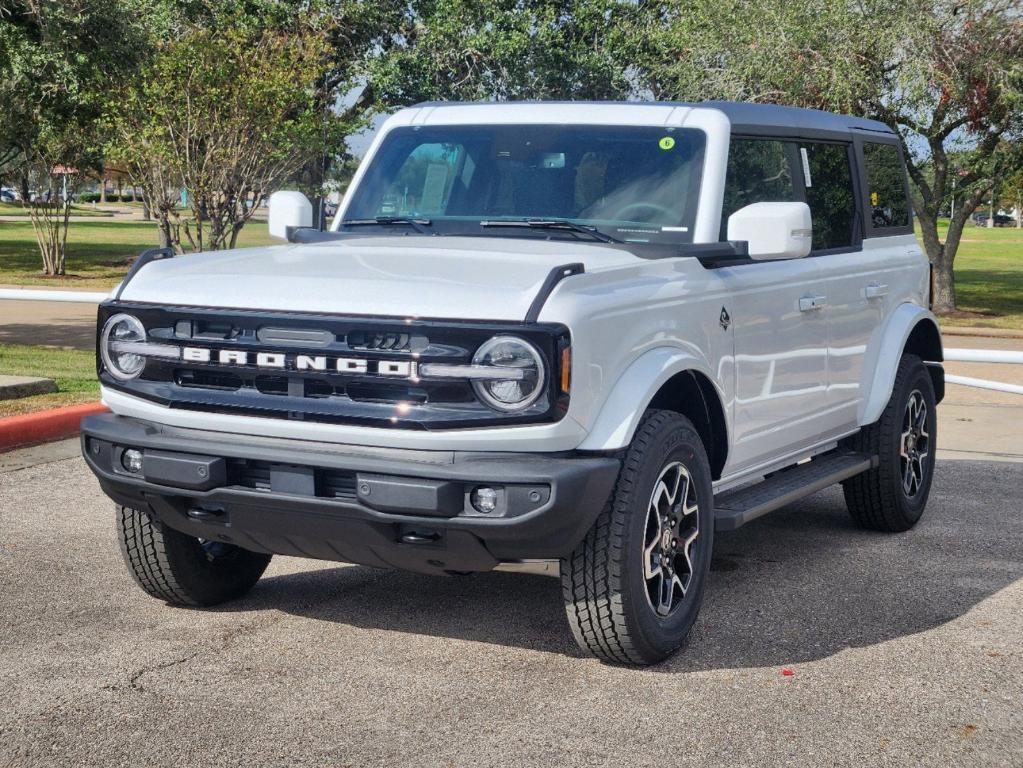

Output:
xmin=400 ymin=530 xmax=442 ymax=545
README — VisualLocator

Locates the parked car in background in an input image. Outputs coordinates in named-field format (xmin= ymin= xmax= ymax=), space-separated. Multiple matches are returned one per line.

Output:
xmin=0 ymin=187 xmax=18 ymax=202
xmin=82 ymin=101 xmax=944 ymax=665
xmin=973 ymin=212 xmax=1014 ymax=227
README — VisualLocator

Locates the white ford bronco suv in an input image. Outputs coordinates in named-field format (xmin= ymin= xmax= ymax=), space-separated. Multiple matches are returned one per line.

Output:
xmin=82 ymin=101 xmax=944 ymax=665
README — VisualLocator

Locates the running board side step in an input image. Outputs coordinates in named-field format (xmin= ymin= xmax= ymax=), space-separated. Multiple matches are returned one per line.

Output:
xmin=713 ymin=451 xmax=876 ymax=531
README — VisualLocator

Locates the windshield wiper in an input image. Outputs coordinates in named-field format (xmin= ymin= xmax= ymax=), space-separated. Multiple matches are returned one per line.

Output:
xmin=341 ymin=217 xmax=433 ymax=235
xmin=479 ymin=219 xmax=618 ymax=243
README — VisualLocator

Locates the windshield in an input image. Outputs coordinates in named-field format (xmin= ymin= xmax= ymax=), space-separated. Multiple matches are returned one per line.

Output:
xmin=341 ymin=124 xmax=706 ymax=244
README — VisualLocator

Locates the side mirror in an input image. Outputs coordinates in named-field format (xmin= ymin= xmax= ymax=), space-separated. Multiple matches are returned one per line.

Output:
xmin=727 ymin=202 xmax=812 ymax=260
xmin=268 ymin=191 xmax=313 ymax=242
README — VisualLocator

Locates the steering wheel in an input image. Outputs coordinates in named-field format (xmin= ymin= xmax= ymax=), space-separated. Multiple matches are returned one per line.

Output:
xmin=613 ymin=201 xmax=675 ymax=223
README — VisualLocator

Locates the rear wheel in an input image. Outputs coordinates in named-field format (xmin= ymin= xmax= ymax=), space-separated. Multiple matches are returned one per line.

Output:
xmin=561 ymin=410 xmax=714 ymax=665
xmin=117 ymin=505 xmax=271 ymax=606
xmin=842 ymin=354 xmax=937 ymax=532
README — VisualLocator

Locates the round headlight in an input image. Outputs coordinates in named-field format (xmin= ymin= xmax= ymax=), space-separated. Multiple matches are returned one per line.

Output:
xmin=471 ymin=336 xmax=546 ymax=412
xmin=100 ymin=313 xmax=147 ymax=380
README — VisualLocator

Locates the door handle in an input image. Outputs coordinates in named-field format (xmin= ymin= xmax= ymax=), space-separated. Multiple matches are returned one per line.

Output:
xmin=799 ymin=295 xmax=827 ymax=312
xmin=865 ymin=283 xmax=889 ymax=299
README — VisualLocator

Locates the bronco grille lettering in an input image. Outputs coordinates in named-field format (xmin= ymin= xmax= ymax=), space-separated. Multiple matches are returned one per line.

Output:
xmin=181 ymin=346 xmax=417 ymax=379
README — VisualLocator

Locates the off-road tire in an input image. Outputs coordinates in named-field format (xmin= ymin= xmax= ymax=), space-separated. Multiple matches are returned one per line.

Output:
xmin=117 ymin=505 xmax=272 ymax=606
xmin=842 ymin=354 xmax=937 ymax=532
xmin=561 ymin=410 xmax=714 ymax=665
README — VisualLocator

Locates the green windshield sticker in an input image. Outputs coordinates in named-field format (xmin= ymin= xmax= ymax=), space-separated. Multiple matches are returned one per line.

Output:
xmin=659 ymin=136 xmax=676 ymax=151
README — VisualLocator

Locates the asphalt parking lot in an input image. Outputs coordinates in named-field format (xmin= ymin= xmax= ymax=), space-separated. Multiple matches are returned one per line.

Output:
xmin=2 ymin=441 xmax=1021 ymax=767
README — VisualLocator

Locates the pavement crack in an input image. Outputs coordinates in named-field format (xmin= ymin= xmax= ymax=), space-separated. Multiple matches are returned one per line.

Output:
xmin=103 ymin=618 xmax=270 ymax=695
xmin=104 ymin=651 xmax=202 ymax=694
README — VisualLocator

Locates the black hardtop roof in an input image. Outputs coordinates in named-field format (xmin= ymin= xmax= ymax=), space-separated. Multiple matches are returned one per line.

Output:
xmin=411 ymin=100 xmax=897 ymax=140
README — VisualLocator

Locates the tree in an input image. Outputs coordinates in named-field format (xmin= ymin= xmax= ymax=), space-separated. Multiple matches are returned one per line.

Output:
xmin=108 ymin=11 xmax=346 ymax=252
xmin=867 ymin=1 xmax=1023 ymax=311
xmin=107 ymin=0 xmax=402 ymax=250
xmin=0 ymin=0 xmax=144 ymax=274
xmin=368 ymin=0 xmax=635 ymax=105
xmin=630 ymin=0 xmax=1023 ymax=314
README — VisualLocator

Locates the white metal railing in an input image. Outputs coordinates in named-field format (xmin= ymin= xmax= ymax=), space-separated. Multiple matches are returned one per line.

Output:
xmin=0 ymin=288 xmax=110 ymax=303
xmin=944 ymin=348 xmax=1023 ymax=365
xmin=944 ymin=348 xmax=1023 ymax=395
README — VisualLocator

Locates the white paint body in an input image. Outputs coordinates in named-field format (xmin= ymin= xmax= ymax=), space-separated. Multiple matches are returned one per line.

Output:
xmin=267 ymin=191 xmax=312 ymax=241
xmin=726 ymin=202 xmax=812 ymax=260
xmin=106 ymin=103 xmax=940 ymax=490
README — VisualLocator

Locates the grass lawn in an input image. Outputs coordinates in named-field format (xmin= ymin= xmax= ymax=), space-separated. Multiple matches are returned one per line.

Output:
xmin=0 ymin=344 xmax=99 ymax=418
xmin=937 ymin=221 xmax=1023 ymax=330
xmin=0 ymin=218 xmax=276 ymax=289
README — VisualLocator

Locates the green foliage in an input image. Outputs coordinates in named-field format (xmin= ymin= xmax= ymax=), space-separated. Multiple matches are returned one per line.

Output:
xmin=629 ymin=0 xmax=889 ymax=110
xmin=107 ymin=5 xmax=346 ymax=251
xmin=368 ymin=0 xmax=635 ymax=104
xmin=77 ymin=193 xmax=138 ymax=204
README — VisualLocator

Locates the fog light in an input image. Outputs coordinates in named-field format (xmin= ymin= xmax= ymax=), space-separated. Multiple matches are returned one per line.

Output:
xmin=470 ymin=486 xmax=499 ymax=514
xmin=122 ymin=449 xmax=144 ymax=474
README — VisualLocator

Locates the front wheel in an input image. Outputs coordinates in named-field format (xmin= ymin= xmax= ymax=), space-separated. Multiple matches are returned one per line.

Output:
xmin=117 ymin=505 xmax=272 ymax=606
xmin=561 ymin=410 xmax=714 ymax=665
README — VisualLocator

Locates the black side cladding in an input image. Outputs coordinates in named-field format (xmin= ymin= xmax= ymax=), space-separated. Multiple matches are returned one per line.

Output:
xmin=525 ymin=263 xmax=584 ymax=323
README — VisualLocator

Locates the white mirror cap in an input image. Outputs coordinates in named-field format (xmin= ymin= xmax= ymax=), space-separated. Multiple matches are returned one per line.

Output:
xmin=727 ymin=202 xmax=813 ymax=260
xmin=268 ymin=191 xmax=313 ymax=241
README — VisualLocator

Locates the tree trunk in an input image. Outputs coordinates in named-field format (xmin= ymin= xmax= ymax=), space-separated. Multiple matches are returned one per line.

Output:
xmin=157 ymin=213 xmax=171 ymax=249
xmin=913 ymin=210 xmax=954 ymax=313
xmin=100 ymin=181 xmax=107 ymax=204
xmin=932 ymin=258 xmax=955 ymax=313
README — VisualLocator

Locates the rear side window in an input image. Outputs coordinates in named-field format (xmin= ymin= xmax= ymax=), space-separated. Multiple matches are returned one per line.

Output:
xmin=862 ymin=142 xmax=910 ymax=229
xmin=720 ymin=139 xmax=795 ymax=239
xmin=799 ymin=142 xmax=856 ymax=251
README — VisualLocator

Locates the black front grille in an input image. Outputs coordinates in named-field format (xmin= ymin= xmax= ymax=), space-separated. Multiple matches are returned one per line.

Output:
xmin=99 ymin=302 xmax=570 ymax=429
xmin=227 ymin=458 xmax=271 ymax=490
xmin=226 ymin=458 xmax=357 ymax=501
xmin=347 ymin=330 xmax=413 ymax=351
xmin=177 ymin=369 xmax=243 ymax=391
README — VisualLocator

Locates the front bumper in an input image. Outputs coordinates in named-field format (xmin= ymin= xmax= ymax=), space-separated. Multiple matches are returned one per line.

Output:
xmin=81 ymin=414 xmax=619 ymax=575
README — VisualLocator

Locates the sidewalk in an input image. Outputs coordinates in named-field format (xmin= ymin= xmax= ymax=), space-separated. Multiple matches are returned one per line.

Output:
xmin=0 ymin=299 xmax=97 ymax=349
xmin=939 ymin=335 xmax=1023 ymax=462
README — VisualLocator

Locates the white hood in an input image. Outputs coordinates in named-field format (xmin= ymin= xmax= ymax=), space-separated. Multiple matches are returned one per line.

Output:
xmin=117 ymin=236 xmax=640 ymax=321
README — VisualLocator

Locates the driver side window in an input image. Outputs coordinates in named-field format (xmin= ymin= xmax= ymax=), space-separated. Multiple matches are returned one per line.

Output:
xmin=720 ymin=139 xmax=795 ymax=240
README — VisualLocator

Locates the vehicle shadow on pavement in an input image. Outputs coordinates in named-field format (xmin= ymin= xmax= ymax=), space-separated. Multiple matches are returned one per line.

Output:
xmin=227 ymin=460 xmax=1023 ymax=672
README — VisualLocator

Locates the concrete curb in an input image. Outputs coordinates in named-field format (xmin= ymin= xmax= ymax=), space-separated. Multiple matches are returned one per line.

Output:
xmin=0 ymin=402 xmax=108 ymax=452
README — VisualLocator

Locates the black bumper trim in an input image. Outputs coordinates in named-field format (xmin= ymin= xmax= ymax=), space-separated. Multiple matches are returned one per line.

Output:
xmin=81 ymin=414 xmax=619 ymax=574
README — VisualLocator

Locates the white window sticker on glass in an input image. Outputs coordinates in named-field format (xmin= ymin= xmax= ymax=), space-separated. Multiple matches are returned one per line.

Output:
xmin=420 ymin=163 xmax=450 ymax=212
xmin=540 ymin=152 xmax=566 ymax=169
xmin=800 ymin=147 xmax=812 ymax=188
